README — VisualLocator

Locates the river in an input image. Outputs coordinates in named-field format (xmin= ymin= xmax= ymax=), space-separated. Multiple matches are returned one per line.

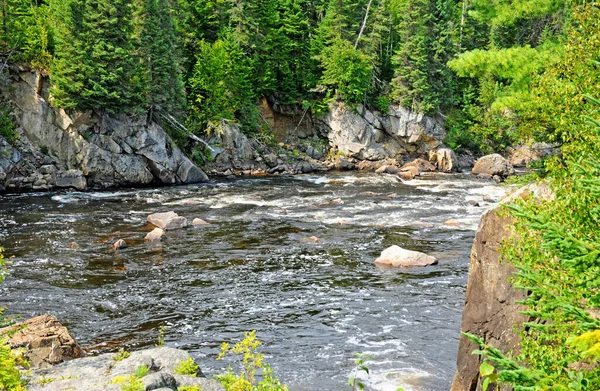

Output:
xmin=0 ymin=172 xmax=507 ymax=390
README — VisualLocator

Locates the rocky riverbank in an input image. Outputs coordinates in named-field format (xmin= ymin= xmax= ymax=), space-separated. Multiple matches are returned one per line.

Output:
xmin=450 ymin=183 xmax=554 ymax=391
xmin=0 ymin=67 xmax=208 ymax=193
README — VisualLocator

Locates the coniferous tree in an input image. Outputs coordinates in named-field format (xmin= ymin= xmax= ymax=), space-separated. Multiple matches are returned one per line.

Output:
xmin=140 ymin=0 xmax=186 ymax=115
xmin=389 ymin=0 xmax=456 ymax=115
xmin=51 ymin=0 xmax=147 ymax=114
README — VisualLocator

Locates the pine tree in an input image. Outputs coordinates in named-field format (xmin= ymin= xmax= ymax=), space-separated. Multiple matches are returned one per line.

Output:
xmin=51 ymin=0 xmax=147 ymax=114
xmin=140 ymin=0 xmax=186 ymax=115
xmin=274 ymin=0 xmax=313 ymax=103
xmin=389 ymin=0 xmax=456 ymax=115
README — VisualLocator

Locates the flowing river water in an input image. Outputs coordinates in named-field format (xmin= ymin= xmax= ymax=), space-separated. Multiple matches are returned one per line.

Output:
xmin=0 ymin=172 xmax=507 ymax=391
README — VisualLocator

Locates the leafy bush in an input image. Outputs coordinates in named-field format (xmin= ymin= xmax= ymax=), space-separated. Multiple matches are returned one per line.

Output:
xmin=174 ymin=357 xmax=199 ymax=376
xmin=216 ymin=331 xmax=288 ymax=391
xmin=0 ymin=248 xmax=27 ymax=391
xmin=0 ymin=105 xmax=17 ymax=142
xmin=318 ymin=38 xmax=373 ymax=104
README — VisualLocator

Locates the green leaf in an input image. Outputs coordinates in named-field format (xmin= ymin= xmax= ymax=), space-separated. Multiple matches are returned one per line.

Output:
xmin=479 ymin=361 xmax=495 ymax=377
xmin=482 ymin=377 xmax=490 ymax=391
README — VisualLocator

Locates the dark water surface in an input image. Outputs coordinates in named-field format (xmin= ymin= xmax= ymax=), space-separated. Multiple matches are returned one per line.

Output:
xmin=0 ymin=172 xmax=507 ymax=390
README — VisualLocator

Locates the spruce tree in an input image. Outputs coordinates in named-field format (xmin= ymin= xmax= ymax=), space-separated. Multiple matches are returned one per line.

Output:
xmin=389 ymin=0 xmax=456 ymax=115
xmin=140 ymin=0 xmax=186 ymax=115
xmin=51 ymin=0 xmax=147 ymax=114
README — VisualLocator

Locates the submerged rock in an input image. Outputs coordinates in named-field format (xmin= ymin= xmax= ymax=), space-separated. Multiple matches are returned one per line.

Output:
xmin=0 ymin=315 xmax=84 ymax=370
xmin=192 ymin=218 xmax=211 ymax=227
xmin=374 ymin=245 xmax=438 ymax=267
xmin=145 ymin=228 xmax=165 ymax=242
xmin=147 ymin=211 xmax=188 ymax=230
xmin=112 ymin=239 xmax=127 ymax=250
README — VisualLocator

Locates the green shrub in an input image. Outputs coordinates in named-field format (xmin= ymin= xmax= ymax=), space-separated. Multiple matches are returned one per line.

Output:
xmin=0 ymin=248 xmax=27 ymax=391
xmin=0 ymin=105 xmax=17 ymax=142
xmin=174 ymin=357 xmax=199 ymax=376
xmin=215 ymin=331 xmax=288 ymax=391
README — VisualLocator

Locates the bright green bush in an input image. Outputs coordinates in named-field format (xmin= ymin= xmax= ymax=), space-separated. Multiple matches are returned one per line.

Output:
xmin=174 ymin=357 xmax=199 ymax=376
xmin=216 ymin=331 xmax=288 ymax=391
xmin=0 ymin=248 xmax=27 ymax=391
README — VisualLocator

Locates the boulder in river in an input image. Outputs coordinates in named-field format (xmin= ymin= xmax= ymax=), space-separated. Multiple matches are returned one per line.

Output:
xmin=145 ymin=228 xmax=165 ymax=242
xmin=147 ymin=211 xmax=188 ymax=230
xmin=429 ymin=148 xmax=459 ymax=172
xmin=112 ymin=239 xmax=127 ymax=250
xmin=472 ymin=154 xmax=515 ymax=179
xmin=400 ymin=158 xmax=436 ymax=174
xmin=192 ymin=218 xmax=211 ymax=227
xmin=374 ymin=245 xmax=438 ymax=267
xmin=0 ymin=315 xmax=84 ymax=369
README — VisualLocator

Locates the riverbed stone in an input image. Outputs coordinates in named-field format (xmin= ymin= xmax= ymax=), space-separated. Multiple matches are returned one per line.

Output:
xmin=0 ymin=315 xmax=84 ymax=369
xmin=374 ymin=245 xmax=438 ymax=267
xmin=147 ymin=211 xmax=188 ymax=230
xmin=400 ymin=158 xmax=436 ymax=174
xmin=430 ymin=148 xmax=459 ymax=172
xmin=145 ymin=228 xmax=165 ymax=242
xmin=192 ymin=218 xmax=210 ymax=227
xmin=112 ymin=239 xmax=127 ymax=250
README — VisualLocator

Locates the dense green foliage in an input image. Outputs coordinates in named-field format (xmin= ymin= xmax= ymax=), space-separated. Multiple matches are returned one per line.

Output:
xmin=0 ymin=248 xmax=26 ymax=391
xmin=216 ymin=330 xmax=288 ymax=391
xmin=2 ymin=0 xmax=596 ymax=152
xmin=464 ymin=5 xmax=600 ymax=390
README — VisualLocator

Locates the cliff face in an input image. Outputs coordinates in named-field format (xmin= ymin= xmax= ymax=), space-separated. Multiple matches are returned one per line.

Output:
xmin=0 ymin=68 xmax=207 ymax=192
xmin=317 ymin=103 xmax=446 ymax=161
xmin=451 ymin=184 xmax=554 ymax=391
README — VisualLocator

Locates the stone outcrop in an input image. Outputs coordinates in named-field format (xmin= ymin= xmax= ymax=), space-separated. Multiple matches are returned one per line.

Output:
xmin=451 ymin=183 xmax=553 ymax=391
xmin=472 ymin=154 xmax=515 ymax=179
xmin=0 ymin=315 xmax=84 ymax=369
xmin=317 ymin=103 xmax=446 ymax=161
xmin=202 ymin=122 xmax=329 ymax=176
xmin=374 ymin=245 xmax=438 ymax=267
xmin=26 ymin=347 xmax=225 ymax=391
xmin=0 ymin=67 xmax=208 ymax=193
xmin=507 ymin=142 xmax=558 ymax=167
xmin=430 ymin=148 xmax=459 ymax=172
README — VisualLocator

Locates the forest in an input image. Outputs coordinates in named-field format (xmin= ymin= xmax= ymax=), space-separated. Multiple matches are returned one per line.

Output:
xmin=0 ymin=0 xmax=595 ymax=155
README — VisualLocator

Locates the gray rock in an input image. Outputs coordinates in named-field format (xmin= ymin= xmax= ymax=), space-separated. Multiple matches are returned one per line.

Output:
xmin=145 ymin=228 xmax=165 ymax=242
xmin=55 ymin=170 xmax=87 ymax=191
xmin=39 ymin=164 xmax=56 ymax=175
xmin=175 ymin=375 xmax=226 ymax=391
xmin=2 ymin=69 xmax=208 ymax=193
xmin=142 ymin=372 xmax=178 ymax=390
xmin=147 ymin=212 xmax=188 ymax=230
xmin=472 ymin=154 xmax=515 ymax=178
xmin=26 ymin=347 xmax=212 ymax=391
xmin=374 ymin=245 xmax=438 ymax=267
